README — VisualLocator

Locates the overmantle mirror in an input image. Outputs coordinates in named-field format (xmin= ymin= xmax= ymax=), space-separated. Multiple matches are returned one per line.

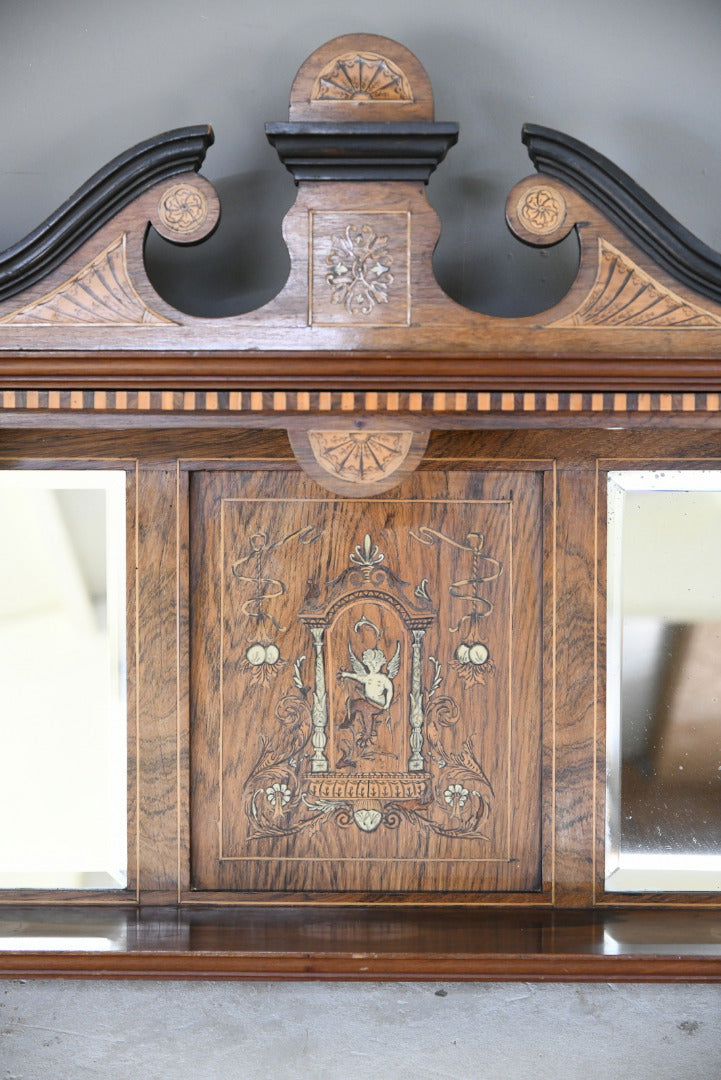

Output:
xmin=3 ymin=28 xmax=721 ymax=978
xmin=0 ymin=470 xmax=127 ymax=890
xmin=606 ymin=470 xmax=721 ymax=892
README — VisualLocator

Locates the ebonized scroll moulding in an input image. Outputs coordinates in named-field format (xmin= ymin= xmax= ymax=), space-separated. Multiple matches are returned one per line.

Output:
xmin=2 ymin=34 xmax=721 ymax=981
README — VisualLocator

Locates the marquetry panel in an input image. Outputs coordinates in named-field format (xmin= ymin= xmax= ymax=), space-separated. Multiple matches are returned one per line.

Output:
xmin=190 ymin=466 xmax=543 ymax=894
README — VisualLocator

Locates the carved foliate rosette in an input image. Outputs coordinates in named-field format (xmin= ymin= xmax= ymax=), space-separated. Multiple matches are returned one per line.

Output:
xmin=309 ymin=211 xmax=410 ymax=325
xmin=156 ymin=183 xmax=209 ymax=236
xmin=515 ymin=185 xmax=567 ymax=238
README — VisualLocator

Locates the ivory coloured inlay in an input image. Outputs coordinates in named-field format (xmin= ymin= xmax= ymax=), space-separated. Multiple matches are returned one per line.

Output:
xmin=0 ymin=236 xmax=174 ymax=326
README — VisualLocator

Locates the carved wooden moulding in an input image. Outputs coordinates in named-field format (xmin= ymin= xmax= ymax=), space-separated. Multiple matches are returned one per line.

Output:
xmin=2 ymin=32 xmax=721 ymax=393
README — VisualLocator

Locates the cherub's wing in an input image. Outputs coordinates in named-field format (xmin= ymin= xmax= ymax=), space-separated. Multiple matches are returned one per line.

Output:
xmin=387 ymin=641 xmax=401 ymax=680
xmin=348 ymin=642 xmax=367 ymax=675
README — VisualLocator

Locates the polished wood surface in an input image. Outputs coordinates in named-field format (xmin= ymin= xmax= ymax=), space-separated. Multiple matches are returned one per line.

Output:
xmin=1 ymin=906 xmax=721 ymax=981
xmin=190 ymin=466 xmax=543 ymax=894
xmin=136 ymin=468 xmax=184 ymax=902
xmin=553 ymin=469 xmax=597 ymax=906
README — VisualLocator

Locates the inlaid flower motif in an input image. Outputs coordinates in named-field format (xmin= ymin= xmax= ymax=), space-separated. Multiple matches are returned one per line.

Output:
xmin=266 ymin=782 xmax=292 ymax=807
xmin=158 ymin=184 xmax=207 ymax=234
xmin=326 ymin=224 xmax=393 ymax=315
xmin=444 ymin=784 xmax=469 ymax=809
xmin=518 ymin=186 xmax=564 ymax=235
xmin=349 ymin=533 xmax=385 ymax=569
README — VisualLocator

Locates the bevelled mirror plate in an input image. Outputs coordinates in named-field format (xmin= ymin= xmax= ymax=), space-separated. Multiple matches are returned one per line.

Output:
xmin=606 ymin=471 xmax=721 ymax=892
xmin=0 ymin=471 xmax=127 ymax=889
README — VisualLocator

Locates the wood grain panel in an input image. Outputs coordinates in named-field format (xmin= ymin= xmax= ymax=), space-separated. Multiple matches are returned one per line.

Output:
xmin=177 ymin=467 xmax=191 ymax=895
xmin=136 ymin=467 xmax=181 ymax=898
xmin=190 ymin=467 xmax=544 ymax=895
xmin=553 ymin=469 xmax=597 ymax=905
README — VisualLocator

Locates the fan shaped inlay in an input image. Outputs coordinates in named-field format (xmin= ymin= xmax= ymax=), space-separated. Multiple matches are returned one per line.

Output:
xmin=312 ymin=52 xmax=413 ymax=103
xmin=0 ymin=236 xmax=174 ymax=326
xmin=308 ymin=430 xmax=414 ymax=483
xmin=553 ymin=239 xmax=721 ymax=329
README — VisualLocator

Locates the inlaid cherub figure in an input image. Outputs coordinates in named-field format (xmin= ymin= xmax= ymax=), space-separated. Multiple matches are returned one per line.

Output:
xmin=339 ymin=642 xmax=401 ymax=710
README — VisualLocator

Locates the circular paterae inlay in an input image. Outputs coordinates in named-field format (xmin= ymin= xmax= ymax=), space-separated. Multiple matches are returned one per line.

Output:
xmin=516 ymin=185 xmax=566 ymax=236
xmin=157 ymin=183 xmax=208 ymax=235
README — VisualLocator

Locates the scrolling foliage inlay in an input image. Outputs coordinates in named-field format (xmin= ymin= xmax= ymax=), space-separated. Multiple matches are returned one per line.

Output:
xmin=241 ymin=531 xmax=495 ymax=840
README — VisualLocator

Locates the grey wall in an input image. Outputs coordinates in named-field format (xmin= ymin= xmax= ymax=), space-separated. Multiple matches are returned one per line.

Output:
xmin=2 ymin=1 xmax=721 ymax=1076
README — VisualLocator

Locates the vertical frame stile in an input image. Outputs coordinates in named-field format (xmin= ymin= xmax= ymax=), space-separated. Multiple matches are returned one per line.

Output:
xmin=129 ymin=461 xmax=140 ymax=902
xmin=136 ymin=467 xmax=182 ymax=902
xmin=594 ymin=461 xmax=607 ymax=905
xmin=542 ymin=465 xmax=557 ymax=902
xmin=553 ymin=465 xmax=597 ymax=906
xmin=507 ymin=493 xmax=514 ymax=864
xmin=177 ymin=464 xmax=191 ymax=899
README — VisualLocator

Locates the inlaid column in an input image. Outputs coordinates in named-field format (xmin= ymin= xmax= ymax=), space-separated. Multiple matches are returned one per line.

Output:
xmin=408 ymin=627 xmax=426 ymax=771
xmin=310 ymin=625 xmax=329 ymax=772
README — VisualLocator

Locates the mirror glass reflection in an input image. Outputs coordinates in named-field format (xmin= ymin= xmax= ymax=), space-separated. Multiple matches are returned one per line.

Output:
xmin=0 ymin=471 xmax=127 ymax=889
xmin=606 ymin=471 xmax=721 ymax=891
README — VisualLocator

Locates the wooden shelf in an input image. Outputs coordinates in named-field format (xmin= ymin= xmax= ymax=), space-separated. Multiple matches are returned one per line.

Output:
xmin=2 ymin=906 xmax=720 ymax=981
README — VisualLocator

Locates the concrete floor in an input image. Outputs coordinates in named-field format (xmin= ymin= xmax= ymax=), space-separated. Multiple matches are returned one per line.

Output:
xmin=2 ymin=980 xmax=720 ymax=1079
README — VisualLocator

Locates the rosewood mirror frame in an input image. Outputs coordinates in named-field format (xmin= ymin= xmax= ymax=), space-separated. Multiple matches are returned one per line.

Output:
xmin=2 ymin=34 xmax=721 ymax=980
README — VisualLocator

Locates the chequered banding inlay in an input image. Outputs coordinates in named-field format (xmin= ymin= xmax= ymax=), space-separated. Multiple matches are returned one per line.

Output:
xmin=0 ymin=390 xmax=718 ymax=413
